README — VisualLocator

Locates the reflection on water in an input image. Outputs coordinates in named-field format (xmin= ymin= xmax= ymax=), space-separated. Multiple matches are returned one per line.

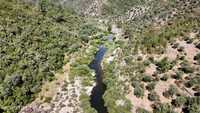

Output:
xmin=89 ymin=46 xmax=108 ymax=113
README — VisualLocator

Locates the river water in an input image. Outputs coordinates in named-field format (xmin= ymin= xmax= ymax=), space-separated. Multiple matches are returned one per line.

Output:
xmin=89 ymin=46 xmax=108 ymax=113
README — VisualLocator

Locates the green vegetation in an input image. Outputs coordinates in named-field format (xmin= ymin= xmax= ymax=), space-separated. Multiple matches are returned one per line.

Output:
xmin=179 ymin=62 xmax=194 ymax=73
xmin=103 ymin=63 xmax=132 ymax=113
xmin=163 ymin=85 xmax=178 ymax=98
xmin=153 ymin=103 xmax=177 ymax=113
xmin=103 ymin=0 xmax=147 ymax=16
xmin=136 ymin=108 xmax=150 ymax=113
xmin=173 ymin=71 xmax=184 ymax=80
xmin=80 ymin=93 xmax=97 ymax=113
xmin=0 ymin=0 xmax=91 ymax=112
xmin=148 ymin=91 xmax=159 ymax=101
xmin=142 ymin=76 xmax=153 ymax=82
xmin=134 ymin=86 xmax=144 ymax=98
xmin=160 ymin=74 xmax=169 ymax=81
xmin=146 ymin=82 xmax=156 ymax=91
xmin=194 ymin=53 xmax=200 ymax=64
xmin=1 ymin=0 xmax=200 ymax=113
xmin=184 ymin=75 xmax=200 ymax=88
xmin=185 ymin=97 xmax=200 ymax=113
xmin=155 ymin=57 xmax=174 ymax=73
xmin=139 ymin=17 xmax=200 ymax=53
xmin=172 ymin=96 xmax=187 ymax=107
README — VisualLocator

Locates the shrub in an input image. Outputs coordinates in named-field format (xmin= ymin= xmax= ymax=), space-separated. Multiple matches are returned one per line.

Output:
xmin=44 ymin=97 xmax=52 ymax=103
xmin=172 ymin=43 xmax=179 ymax=49
xmin=80 ymin=93 xmax=98 ymax=113
xmin=172 ymin=96 xmax=187 ymax=107
xmin=156 ymin=57 xmax=174 ymax=73
xmin=153 ymin=103 xmax=177 ymax=113
xmin=160 ymin=74 xmax=169 ymax=81
xmin=134 ymin=86 xmax=144 ymax=98
xmin=194 ymin=53 xmax=200 ymax=63
xmin=195 ymin=43 xmax=200 ymax=49
xmin=177 ymin=46 xmax=184 ymax=52
xmin=143 ymin=60 xmax=151 ymax=66
xmin=10 ymin=74 xmax=23 ymax=86
xmin=168 ymin=85 xmax=178 ymax=96
xmin=192 ymin=85 xmax=200 ymax=92
xmin=184 ymin=78 xmax=199 ymax=88
xmin=131 ymin=80 xmax=140 ymax=88
xmin=188 ymin=103 xmax=200 ymax=113
xmin=148 ymin=91 xmax=159 ymax=101
xmin=136 ymin=108 xmax=150 ymax=113
xmin=163 ymin=85 xmax=177 ymax=98
xmin=142 ymin=76 xmax=152 ymax=82
xmin=172 ymin=71 xmax=183 ymax=80
xmin=179 ymin=62 xmax=194 ymax=73
xmin=146 ymin=82 xmax=156 ymax=91
xmin=0 ymin=1 xmax=86 ymax=112
xmin=185 ymin=97 xmax=200 ymax=113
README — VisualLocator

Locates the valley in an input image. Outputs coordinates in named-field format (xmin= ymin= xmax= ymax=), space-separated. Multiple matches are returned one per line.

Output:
xmin=0 ymin=0 xmax=200 ymax=113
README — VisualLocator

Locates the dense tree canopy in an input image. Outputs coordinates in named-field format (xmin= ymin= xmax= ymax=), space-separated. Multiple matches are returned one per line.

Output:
xmin=0 ymin=0 xmax=87 ymax=112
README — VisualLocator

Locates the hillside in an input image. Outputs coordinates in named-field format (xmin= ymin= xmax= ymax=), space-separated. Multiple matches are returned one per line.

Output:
xmin=0 ymin=0 xmax=200 ymax=113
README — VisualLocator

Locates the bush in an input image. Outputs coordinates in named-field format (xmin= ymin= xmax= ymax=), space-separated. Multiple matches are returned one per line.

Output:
xmin=80 ymin=93 xmax=98 ymax=113
xmin=44 ymin=97 xmax=52 ymax=103
xmin=185 ymin=97 xmax=200 ymax=113
xmin=172 ymin=71 xmax=183 ymax=80
xmin=142 ymin=76 xmax=152 ymax=82
xmin=146 ymin=82 xmax=156 ymax=91
xmin=0 ymin=1 xmax=86 ymax=112
xmin=148 ymin=91 xmax=159 ymax=101
xmin=188 ymin=103 xmax=200 ymax=113
xmin=195 ymin=43 xmax=200 ymax=49
xmin=153 ymin=103 xmax=177 ymax=113
xmin=184 ymin=79 xmax=198 ymax=88
xmin=192 ymin=85 xmax=200 ymax=92
xmin=136 ymin=108 xmax=150 ymax=113
xmin=177 ymin=46 xmax=184 ymax=52
xmin=163 ymin=85 xmax=177 ymax=98
xmin=194 ymin=53 xmax=200 ymax=63
xmin=172 ymin=43 xmax=179 ymax=49
xmin=172 ymin=96 xmax=187 ymax=107
xmin=156 ymin=57 xmax=174 ymax=73
xmin=10 ymin=74 xmax=23 ymax=86
xmin=179 ymin=62 xmax=193 ymax=73
xmin=168 ymin=85 xmax=178 ymax=96
xmin=160 ymin=74 xmax=169 ymax=81
xmin=131 ymin=80 xmax=140 ymax=88
xmin=134 ymin=86 xmax=144 ymax=98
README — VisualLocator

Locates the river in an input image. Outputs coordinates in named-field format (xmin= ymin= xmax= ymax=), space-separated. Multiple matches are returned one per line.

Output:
xmin=89 ymin=45 xmax=108 ymax=113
